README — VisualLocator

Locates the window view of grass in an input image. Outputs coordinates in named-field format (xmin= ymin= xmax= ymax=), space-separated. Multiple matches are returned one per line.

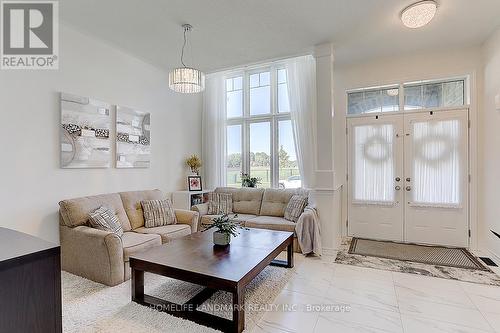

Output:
xmin=226 ymin=146 xmax=300 ymax=188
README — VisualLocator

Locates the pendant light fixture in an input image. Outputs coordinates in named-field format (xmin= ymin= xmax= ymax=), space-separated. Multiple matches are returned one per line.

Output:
xmin=169 ymin=24 xmax=205 ymax=93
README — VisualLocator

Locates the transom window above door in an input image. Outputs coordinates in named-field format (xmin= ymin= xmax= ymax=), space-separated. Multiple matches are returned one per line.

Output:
xmin=225 ymin=67 xmax=300 ymax=189
xmin=347 ymin=77 xmax=467 ymax=115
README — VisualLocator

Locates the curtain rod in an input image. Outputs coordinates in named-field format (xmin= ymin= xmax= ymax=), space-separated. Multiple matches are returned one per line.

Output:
xmin=206 ymin=50 xmax=313 ymax=75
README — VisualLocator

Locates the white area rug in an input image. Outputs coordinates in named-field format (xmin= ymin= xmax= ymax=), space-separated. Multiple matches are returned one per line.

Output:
xmin=63 ymin=266 xmax=293 ymax=333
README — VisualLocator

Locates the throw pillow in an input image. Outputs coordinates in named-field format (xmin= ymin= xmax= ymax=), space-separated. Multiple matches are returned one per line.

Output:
xmin=141 ymin=199 xmax=177 ymax=228
xmin=208 ymin=192 xmax=233 ymax=215
xmin=284 ymin=195 xmax=308 ymax=222
xmin=88 ymin=206 xmax=124 ymax=236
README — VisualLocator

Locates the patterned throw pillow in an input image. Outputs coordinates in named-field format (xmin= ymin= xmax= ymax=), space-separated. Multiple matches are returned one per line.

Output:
xmin=141 ymin=199 xmax=177 ymax=228
xmin=208 ymin=192 xmax=233 ymax=215
xmin=284 ymin=195 xmax=308 ymax=222
xmin=88 ymin=206 xmax=124 ymax=236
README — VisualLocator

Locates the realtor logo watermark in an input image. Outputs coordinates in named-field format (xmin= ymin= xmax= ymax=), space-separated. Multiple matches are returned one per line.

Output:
xmin=1 ymin=1 xmax=58 ymax=69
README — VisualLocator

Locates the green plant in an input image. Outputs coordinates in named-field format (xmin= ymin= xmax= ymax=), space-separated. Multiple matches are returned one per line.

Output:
xmin=201 ymin=214 xmax=248 ymax=237
xmin=241 ymin=173 xmax=261 ymax=188
xmin=186 ymin=154 xmax=202 ymax=174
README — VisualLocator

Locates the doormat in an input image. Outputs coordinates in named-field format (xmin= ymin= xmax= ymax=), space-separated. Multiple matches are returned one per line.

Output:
xmin=335 ymin=238 xmax=500 ymax=286
xmin=349 ymin=238 xmax=487 ymax=270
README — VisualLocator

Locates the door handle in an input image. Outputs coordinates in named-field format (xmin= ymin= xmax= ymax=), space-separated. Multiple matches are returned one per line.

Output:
xmin=405 ymin=186 xmax=411 ymax=191
xmin=395 ymin=185 xmax=401 ymax=191
xmin=395 ymin=177 xmax=401 ymax=182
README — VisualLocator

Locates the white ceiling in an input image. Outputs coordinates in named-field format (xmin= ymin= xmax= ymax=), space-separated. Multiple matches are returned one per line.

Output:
xmin=61 ymin=0 xmax=500 ymax=72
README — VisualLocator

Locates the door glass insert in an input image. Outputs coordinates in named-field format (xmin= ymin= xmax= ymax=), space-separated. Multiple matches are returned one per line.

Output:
xmin=411 ymin=119 xmax=461 ymax=206
xmin=353 ymin=124 xmax=395 ymax=203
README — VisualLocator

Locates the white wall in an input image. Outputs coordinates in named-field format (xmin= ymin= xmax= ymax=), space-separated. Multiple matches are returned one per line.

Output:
xmin=0 ymin=25 xmax=202 ymax=244
xmin=333 ymin=46 xmax=483 ymax=245
xmin=480 ymin=27 xmax=500 ymax=258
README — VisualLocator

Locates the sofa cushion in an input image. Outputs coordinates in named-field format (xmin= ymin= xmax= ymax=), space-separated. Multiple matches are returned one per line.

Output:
xmin=119 ymin=189 xmax=164 ymax=230
xmin=88 ymin=206 xmax=124 ymax=236
xmin=200 ymin=214 xmax=257 ymax=228
xmin=134 ymin=224 xmax=191 ymax=243
xmin=121 ymin=232 xmax=161 ymax=262
xmin=245 ymin=216 xmax=296 ymax=233
xmin=260 ymin=189 xmax=296 ymax=217
xmin=141 ymin=199 xmax=177 ymax=227
xmin=284 ymin=195 xmax=308 ymax=222
xmin=59 ymin=193 xmax=132 ymax=231
xmin=215 ymin=187 xmax=264 ymax=215
xmin=208 ymin=192 xmax=233 ymax=215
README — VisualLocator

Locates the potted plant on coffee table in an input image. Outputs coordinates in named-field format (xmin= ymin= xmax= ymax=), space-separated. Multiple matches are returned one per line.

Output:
xmin=201 ymin=214 xmax=248 ymax=246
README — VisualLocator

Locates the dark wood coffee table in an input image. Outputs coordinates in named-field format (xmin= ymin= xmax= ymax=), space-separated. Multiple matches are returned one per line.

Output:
xmin=129 ymin=228 xmax=294 ymax=333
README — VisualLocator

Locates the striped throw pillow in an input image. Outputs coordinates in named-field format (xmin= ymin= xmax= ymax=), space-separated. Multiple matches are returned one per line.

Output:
xmin=141 ymin=199 xmax=177 ymax=228
xmin=208 ymin=192 xmax=233 ymax=215
xmin=284 ymin=195 xmax=308 ymax=222
xmin=88 ymin=206 xmax=124 ymax=236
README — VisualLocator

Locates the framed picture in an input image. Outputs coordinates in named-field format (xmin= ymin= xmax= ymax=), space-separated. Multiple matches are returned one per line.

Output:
xmin=60 ymin=92 xmax=111 ymax=168
xmin=188 ymin=176 xmax=202 ymax=191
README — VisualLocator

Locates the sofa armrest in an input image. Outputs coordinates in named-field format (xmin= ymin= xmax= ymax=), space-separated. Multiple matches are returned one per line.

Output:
xmin=175 ymin=209 xmax=199 ymax=233
xmin=60 ymin=225 xmax=124 ymax=286
xmin=191 ymin=203 xmax=209 ymax=216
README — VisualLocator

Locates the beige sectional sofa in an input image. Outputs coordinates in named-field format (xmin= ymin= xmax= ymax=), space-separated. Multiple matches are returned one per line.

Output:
xmin=58 ymin=189 xmax=199 ymax=286
xmin=192 ymin=187 xmax=313 ymax=253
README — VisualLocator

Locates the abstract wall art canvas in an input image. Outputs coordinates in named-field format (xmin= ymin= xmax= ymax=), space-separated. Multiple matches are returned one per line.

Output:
xmin=116 ymin=106 xmax=151 ymax=168
xmin=60 ymin=93 xmax=111 ymax=168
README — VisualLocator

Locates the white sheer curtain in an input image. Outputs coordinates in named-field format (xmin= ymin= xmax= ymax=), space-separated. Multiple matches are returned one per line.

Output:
xmin=353 ymin=124 xmax=395 ymax=203
xmin=202 ymin=73 xmax=226 ymax=189
xmin=285 ymin=55 xmax=317 ymax=188
xmin=412 ymin=119 xmax=461 ymax=207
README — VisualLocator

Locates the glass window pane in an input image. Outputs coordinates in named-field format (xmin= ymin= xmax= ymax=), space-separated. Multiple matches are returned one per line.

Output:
xmin=233 ymin=77 xmax=243 ymax=90
xmin=226 ymin=76 xmax=243 ymax=118
xmin=353 ymin=124 xmax=395 ymax=203
xmin=226 ymin=125 xmax=242 ymax=187
xmin=278 ymin=83 xmax=290 ymax=113
xmin=278 ymin=120 xmax=300 ymax=189
xmin=404 ymin=80 xmax=465 ymax=110
xmin=423 ymin=83 xmax=442 ymax=108
xmin=250 ymin=74 xmax=259 ymax=88
xmin=382 ymin=88 xmax=399 ymax=112
xmin=404 ymin=85 xmax=423 ymax=110
xmin=348 ymin=88 xmax=399 ymax=115
xmin=348 ymin=91 xmax=365 ymax=115
xmin=250 ymin=122 xmax=271 ymax=188
xmin=443 ymin=80 xmax=464 ymax=107
xmin=250 ymin=83 xmax=270 ymax=116
xmin=260 ymin=72 xmax=270 ymax=86
xmin=364 ymin=91 xmax=381 ymax=113
xmin=277 ymin=69 xmax=287 ymax=84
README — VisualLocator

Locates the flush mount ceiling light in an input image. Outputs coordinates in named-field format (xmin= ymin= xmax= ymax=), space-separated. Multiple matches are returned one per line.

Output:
xmin=401 ymin=1 xmax=438 ymax=29
xmin=169 ymin=24 xmax=205 ymax=94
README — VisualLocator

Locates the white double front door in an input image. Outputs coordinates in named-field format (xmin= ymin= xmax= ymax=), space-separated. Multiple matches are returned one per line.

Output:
xmin=347 ymin=109 xmax=469 ymax=247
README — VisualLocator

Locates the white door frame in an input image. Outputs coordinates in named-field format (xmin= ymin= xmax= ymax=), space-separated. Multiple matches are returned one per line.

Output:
xmin=346 ymin=107 xmax=472 ymax=248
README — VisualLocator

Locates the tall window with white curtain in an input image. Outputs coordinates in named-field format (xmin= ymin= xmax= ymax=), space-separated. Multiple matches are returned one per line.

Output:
xmin=225 ymin=67 xmax=300 ymax=188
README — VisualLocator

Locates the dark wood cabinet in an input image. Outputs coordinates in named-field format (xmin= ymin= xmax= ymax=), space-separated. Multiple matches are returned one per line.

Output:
xmin=0 ymin=227 xmax=61 ymax=333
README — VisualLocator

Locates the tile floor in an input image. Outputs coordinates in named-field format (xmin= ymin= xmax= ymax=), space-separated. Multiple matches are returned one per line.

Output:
xmin=251 ymin=252 xmax=500 ymax=333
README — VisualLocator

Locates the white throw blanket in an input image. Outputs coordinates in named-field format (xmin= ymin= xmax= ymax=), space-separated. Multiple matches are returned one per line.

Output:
xmin=295 ymin=207 xmax=322 ymax=256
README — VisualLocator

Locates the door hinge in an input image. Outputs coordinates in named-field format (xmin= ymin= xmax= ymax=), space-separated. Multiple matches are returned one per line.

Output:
xmin=469 ymin=229 xmax=471 ymax=237
xmin=346 ymin=220 xmax=349 ymax=227
xmin=468 ymin=120 xmax=471 ymax=129
xmin=346 ymin=174 xmax=349 ymax=181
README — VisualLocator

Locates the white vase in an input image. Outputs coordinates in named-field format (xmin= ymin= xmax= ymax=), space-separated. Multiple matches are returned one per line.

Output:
xmin=213 ymin=231 xmax=231 ymax=246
